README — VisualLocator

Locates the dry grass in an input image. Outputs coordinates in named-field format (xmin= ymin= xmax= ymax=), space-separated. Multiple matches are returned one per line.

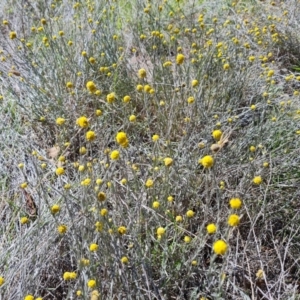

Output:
xmin=0 ymin=0 xmax=300 ymax=299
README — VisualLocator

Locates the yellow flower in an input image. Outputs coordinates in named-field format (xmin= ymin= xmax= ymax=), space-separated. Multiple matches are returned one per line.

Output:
xmin=186 ymin=210 xmax=195 ymax=218
xmin=256 ymin=269 xmax=265 ymax=279
xmin=51 ymin=204 xmax=60 ymax=214
xmin=95 ymin=222 xmax=103 ymax=232
xmin=0 ymin=276 xmax=4 ymax=286
xmin=81 ymin=178 xmax=91 ymax=186
xmin=86 ymin=81 xmax=97 ymax=93
xmin=79 ymin=147 xmax=87 ymax=155
xmin=118 ymin=226 xmax=127 ymax=235
xmin=229 ymin=198 xmax=242 ymax=209
xmin=100 ymin=208 xmax=108 ymax=216
xmin=187 ymin=96 xmax=195 ymax=104
xmin=249 ymin=146 xmax=256 ymax=152
xmin=66 ymin=82 xmax=73 ymax=88
xmin=136 ymin=84 xmax=143 ymax=92
xmin=199 ymin=155 xmax=214 ymax=168
xmin=213 ymin=240 xmax=228 ymax=255
xmin=63 ymin=271 xmax=77 ymax=280
xmin=152 ymin=201 xmax=160 ymax=209
xmin=121 ymin=256 xmax=129 ymax=264
xmin=106 ymin=92 xmax=115 ymax=103
xmin=175 ymin=215 xmax=183 ymax=222
xmin=57 ymin=224 xmax=67 ymax=234
xmin=76 ymin=116 xmax=89 ymax=128
xmin=250 ymin=105 xmax=256 ymax=110
xmin=20 ymin=217 xmax=29 ymax=225
xmin=248 ymin=56 xmax=255 ymax=62
xmin=129 ymin=115 xmax=136 ymax=122
xmin=20 ymin=182 xmax=28 ymax=189
xmin=156 ymin=227 xmax=165 ymax=237
xmin=110 ymin=150 xmax=120 ymax=160
xmin=164 ymin=157 xmax=173 ymax=167
xmin=206 ymin=223 xmax=217 ymax=234
xmin=191 ymin=79 xmax=198 ymax=87
xmin=56 ymin=117 xmax=65 ymax=125
xmin=263 ymin=162 xmax=269 ymax=167
xmin=152 ymin=134 xmax=159 ymax=142
xmin=267 ymin=70 xmax=274 ymax=77
xmin=138 ymin=68 xmax=147 ymax=78
xmin=55 ymin=167 xmax=65 ymax=176
xmin=176 ymin=53 xmax=185 ymax=64
xmin=9 ymin=31 xmax=17 ymax=39
xmin=24 ymin=295 xmax=34 ymax=300
xmin=184 ymin=236 xmax=191 ymax=243
xmin=253 ymin=176 xmax=262 ymax=185
xmin=89 ymin=57 xmax=96 ymax=64
xmin=96 ymin=109 xmax=102 ymax=116
xmin=121 ymin=95 xmax=130 ymax=103
xmin=97 ymin=192 xmax=106 ymax=201
xmin=86 ymin=130 xmax=96 ymax=141
xmin=223 ymin=63 xmax=230 ymax=70
xmin=228 ymin=214 xmax=240 ymax=226
xmin=89 ymin=243 xmax=99 ymax=252
xmin=212 ymin=130 xmax=222 ymax=141
xmin=88 ymin=279 xmax=96 ymax=288
xmin=145 ymin=179 xmax=154 ymax=188
xmin=116 ymin=132 xmax=128 ymax=147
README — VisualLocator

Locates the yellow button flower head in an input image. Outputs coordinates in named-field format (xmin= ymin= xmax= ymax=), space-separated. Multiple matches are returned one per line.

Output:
xmin=65 ymin=81 xmax=73 ymax=89
xmin=123 ymin=95 xmax=131 ymax=103
xmin=81 ymin=178 xmax=91 ymax=186
xmin=55 ymin=167 xmax=65 ymax=176
xmin=129 ymin=115 xmax=136 ymax=122
xmin=186 ymin=210 xmax=195 ymax=218
xmin=20 ymin=217 xmax=29 ymax=225
xmin=24 ymin=295 xmax=34 ymax=300
xmin=51 ymin=204 xmax=60 ymax=214
xmin=86 ymin=81 xmax=97 ymax=93
xmin=89 ymin=243 xmax=99 ymax=252
xmin=253 ymin=176 xmax=262 ymax=185
xmin=88 ymin=279 xmax=96 ymax=288
xmin=0 ymin=276 xmax=4 ymax=286
xmin=152 ymin=134 xmax=159 ymax=142
xmin=100 ymin=208 xmax=108 ymax=216
xmin=106 ymin=92 xmax=115 ymax=103
xmin=213 ymin=240 xmax=228 ymax=255
xmin=9 ymin=31 xmax=17 ymax=39
xmin=20 ymin=182 xmax=28 ymax=189
xmin=228 ymin=214 xmax=240 ymax=227
xmin=138 ymin=68 xmax=147 ymax=78
xmin=63 ymin=271 xmax=77 ymax=281
xmin=110 ymin=150 xmax=120 ymax=160
xmin=152 ymin=201 xmax=160 ymax=209
xmin=212 ymin=130 xmax=222 ymax=141
xmin=56 ymin=117 xmax=65 ymax=125
xmin=184 ymin=236 xmax=191 ymax=243
xmin=145 ymin=178 xmax=154 ymax=188
xmin=191 ymin=79 xmax=199 ymax=87
xmin=57 ymin=224 xmax=67 ymax=234
xmin=223 ymin=63 xmax=230 ymax=70
xmin=229 ymin=198 xmax=242 ymax=209
xmin=206 ymin=223 xmax=217 ymax=234
xmin=199 ymin=155 xmax=214 ymax=168
xmin=86 ymin=130 xmax=96 ymax=141
xmin=156 ymin=227 xmax=165 ymax=237
xmin=116 ymin=131 xmax=129 ymax=147
xmin=76 ymin=116 xmax=89 ymax=128
xmin=164 ymin=157 xmax=173 ymax=167
xmin=176 ymin=53 xmax=185 ymax=65
xmin=121 ymin=256 xmax=129 ymax=264
xmin=118 ymin=226 xmax=127 ymax=235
